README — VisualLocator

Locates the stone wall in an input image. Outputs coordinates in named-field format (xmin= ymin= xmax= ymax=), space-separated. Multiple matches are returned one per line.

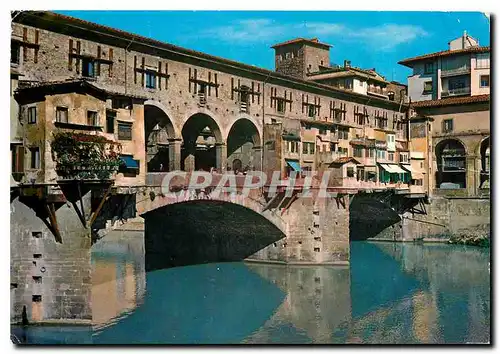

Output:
xmin=10 ymin=193 xmax=92 ymax=323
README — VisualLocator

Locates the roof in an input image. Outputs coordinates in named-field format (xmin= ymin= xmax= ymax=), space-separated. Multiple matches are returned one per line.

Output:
xmin=411 ymin=94 xmax=490 ymax=108
xmin=308 ymin=67 xmax=388 ymax=84
xmin=15 ymin=78 xmax=149 ymax=100
xmin=11 ymin=11 xmax=406 ymax=110
xmin=399 ymin=46 xmax=490 ymax=67
xmin=271 ymin=37 xmax=331 ymax=49
xmin=331 ymin=157 xmax=360 ymax=165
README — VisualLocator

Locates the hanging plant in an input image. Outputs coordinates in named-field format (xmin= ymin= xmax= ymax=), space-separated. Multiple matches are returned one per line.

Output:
xmin=51 ymin=132 xmax=122 ymax=180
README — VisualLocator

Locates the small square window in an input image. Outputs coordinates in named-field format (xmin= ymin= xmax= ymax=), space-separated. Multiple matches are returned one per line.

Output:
xmin=277 ymin=99 xmax=285 ymax=113
xmin=118 ymin=122 xmax=133 ymax=141
xmin=82 ymin=59 xmax=96 ymax=78
xmin=146 ymin=72 xmax=157 ymax=89
xmin=424 ymin=62 xmax=434 ymax=74
xmin=423 ymin=81 xmax=433 ymax=93
xmin=443 ymin=119 xmax=453 ymax=133
xmin=28 ymin=107 xmax=37 ymax=124
xmin=347 ymin=167 xmax=355 ymax=178
xmin=308 ymin=105 xmax=316 ymax=118
xmin=56 ymin=107 xmax=68 ymax=123
xmin=87 ymin=111 xmax=99 ymax=126
xmin=480 ymin=75 xmax=489 ymax=88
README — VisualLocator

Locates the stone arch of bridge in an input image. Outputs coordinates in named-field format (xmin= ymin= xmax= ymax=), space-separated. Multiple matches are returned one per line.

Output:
xmin=181 ymin=111 xmax=224 ymax=172
xmin=141 ymin=198 xmax=287 ymax=270
xmin=226 ymin=117 xmax=262 ymax=172
xmin=144 ymin=100 xmax=180 ymax=172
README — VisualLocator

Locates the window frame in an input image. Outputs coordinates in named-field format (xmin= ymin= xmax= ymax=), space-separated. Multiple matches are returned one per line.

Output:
xmin=480 ymin=75 xmax=490 ymax=88
xmin=145 ymin=71 xmax=157 ymax=89
xmin=443 ymin=119 xmax=454 ymax=133
xmin=86 ymin=110 xmax=99 ymax=126
xmin=423 ymin=81 xmax=433 ymax=94
xmin=118 ymin=122 xmax=133 ymax=141
xmin=27 ymin=106 xmax=37 ymax=124
xmin=11 ymin=41 xmax=20 ymax=65
xmin=424 ymin=62 xmax=434 ymax=74
xmin=276 ymin=99 xmax=285 ymax=113
xmin=82 ymin=58 xmax=96 ymax=78
xmin=29 ymin=147 xmax=40 ymax=169
xmin=55 ymin=107 xmax=69 ymax=124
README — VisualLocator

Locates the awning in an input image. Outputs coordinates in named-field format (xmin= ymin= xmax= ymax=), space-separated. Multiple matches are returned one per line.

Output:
xmin=388 ymin=164 xmax=407 ymax=174
xmin=378 ymin=164 xmax=394 ymax=173
xmin=120 ymin=155 xmax=139 ymax=169
xmin=401 ymin=164 xmax=413 ymax=173
xmin=286 ymin=160 xmax=301 ymax=172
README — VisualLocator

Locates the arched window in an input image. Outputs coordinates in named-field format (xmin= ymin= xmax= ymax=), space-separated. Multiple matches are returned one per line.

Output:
xmin=435 ymin=139 xmax=466 ymax=189
xmin=480 ymin=137 xmax=490 ymax=188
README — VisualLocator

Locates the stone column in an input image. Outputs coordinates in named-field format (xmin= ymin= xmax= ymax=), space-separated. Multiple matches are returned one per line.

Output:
xmin=183 ymin=140 xmax=196 ymax=173
xmin=466 ymin=155 xmax=478 ymax=196
xmin=215 ymin=143 xmax=227 ymax=173
xmin=168 ymin=139 xmax=182 ymax=171
xmin=252 ymin=146 xmax=263 ymax=171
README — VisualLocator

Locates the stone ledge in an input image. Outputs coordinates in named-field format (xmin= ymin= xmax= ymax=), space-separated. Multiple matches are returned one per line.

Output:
xmin=11 ymin=319 xmax=92 ymax=326
xmin=244 ymin=258 xmax=349 ymax=267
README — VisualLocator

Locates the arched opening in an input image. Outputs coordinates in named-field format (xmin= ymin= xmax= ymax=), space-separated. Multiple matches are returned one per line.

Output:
xmin=144 ymin=104 xmax=176 ymax=172
xmin=181 ymin=113 xmax=222 ymax=172
xmin=227 ymin=118 xmax=261 ymax=173
xmin=435 ymin=139 xmax=466 ymax=189
xmin=480 ymin=137 xmax=490 ymax=188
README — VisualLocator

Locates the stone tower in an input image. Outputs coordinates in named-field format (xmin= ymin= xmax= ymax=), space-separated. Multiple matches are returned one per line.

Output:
xmin=272 ymin=38 xmax=331 ymax=79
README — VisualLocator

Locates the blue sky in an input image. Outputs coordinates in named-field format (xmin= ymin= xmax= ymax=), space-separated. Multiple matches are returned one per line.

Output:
xmin=56 ymin=11 xmax=490 ymax=83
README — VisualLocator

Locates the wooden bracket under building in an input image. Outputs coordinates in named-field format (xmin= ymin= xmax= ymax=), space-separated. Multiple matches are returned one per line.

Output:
xmin=44 ymin=202 xmax=62 ymax=244
xmin=88 ymin=184 xmax=113 ymax=228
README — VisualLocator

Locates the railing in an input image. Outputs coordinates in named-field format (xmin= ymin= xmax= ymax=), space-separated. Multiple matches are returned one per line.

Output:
xmin=441 ymin=66 xmax=471 ymax=77
xmin=240 ymin=102 xmax=248 ymax=113
xmin=441 ymin=87 xmax=471 ymax=97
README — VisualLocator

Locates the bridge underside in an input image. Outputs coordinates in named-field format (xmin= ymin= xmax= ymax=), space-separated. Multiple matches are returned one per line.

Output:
xmin=143 ymin=200 xmax=286 ymax=272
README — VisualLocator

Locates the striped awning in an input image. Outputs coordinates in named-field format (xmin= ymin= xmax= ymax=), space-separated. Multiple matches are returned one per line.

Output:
xmin=120 ymin=155 xmax=139 ymax=169
xmin=401 ymin=164 xmax=413 ymax=173
xmin=286 ymin=159 xmax=301 ymax=172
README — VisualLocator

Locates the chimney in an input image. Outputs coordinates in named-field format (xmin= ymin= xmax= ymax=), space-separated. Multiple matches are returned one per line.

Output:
xmin=463 ymin=30 xmax=467 ymax=49
xmin=344 ymin=60 xmax=351 ymax=69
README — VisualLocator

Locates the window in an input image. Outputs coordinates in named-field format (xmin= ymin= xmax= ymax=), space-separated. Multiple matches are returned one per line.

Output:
xmin=302 ymin=142 xmax=315 ymax=155
xmin=30 ymin=147 xmax=40 ymax=169
xmin=412 ymin=179 xmax=423 ymax=186
xmin=476 ymin=53 xmax=490 ymax=69
xmin=146 ymin=72 xmax=157 ymax=89
xmin=366 ymin=148 xmax=375 ymax=158
xmin=285 ymin=52 xmax=291 ymax=60
xmin=443 ymin=119 xmax=453 ymax=133
xmin=277 ymin=99 xmax=285 ymax=113
xmin=400 ymin=153 xmax=408 ymax=163
xmin=423 ymin=81 xmax=433 ymax=93
xmin=424 ymin=62 xmax=434 ymax=74
xmin=286 ymin=141 xmax=299 ymax=153
xmin=347 ymin=167 xmax=355 ymax=178
xmin=118 ymin=122 xmax=133 ymax=140
xmin=353 ymin=146 xmax=363 ymax=158
xmin=338 ymin=128 xmax=349 ymax=140
xmin=480 ymin=75 xmax=490 ymax=88
xmin=82 ymin=59 xmax=96 ymax=78
xmin=308 ymin=105 xmax=316 ymax=118
xmin=106 ymin=111 xmax=115 ymax=133
xmin=11 ymin=41 xmax=20 ymax=64
xmin=87 ymin=111 xmax=99 ymax=126
xmin=112 ymin=98 xmax=132 ymax=110
xmin=319 ymin=128 xmax=327 ymax=135
xmin=55 ymin=107 xmax=68 ymax=123
xmin=27 ymin=107 xmax=37 ymax=124
xmin=377 ymin=150 xmax=386 ymax=160
xmin=388 ymin=152 xmax=394 ymax=161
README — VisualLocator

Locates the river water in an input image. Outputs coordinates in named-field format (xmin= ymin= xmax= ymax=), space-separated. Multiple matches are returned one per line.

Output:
xmin=12 ymin=232 xmax=490 ymax=344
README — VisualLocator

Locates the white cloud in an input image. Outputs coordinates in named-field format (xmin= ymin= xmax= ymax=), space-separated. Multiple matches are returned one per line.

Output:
xmin=201 ymin=19 xmax=428 ymax=50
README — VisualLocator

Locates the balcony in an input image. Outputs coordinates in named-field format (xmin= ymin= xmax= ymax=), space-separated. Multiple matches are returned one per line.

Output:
xmin=440 ymin=66 xmax=471 ymax=77
xmin=367 ymin=87 xmax=388 ymax=98
xmin=441 ymin=87 xmax=471 ymax=97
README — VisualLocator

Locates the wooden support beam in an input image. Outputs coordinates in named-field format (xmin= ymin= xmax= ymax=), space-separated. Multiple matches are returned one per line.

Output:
xmin=77 ymin=181 xmax=86 ymax=223
xmin=89 ymin=184 xmax=113 ymax=228
xmin=262 ymin=192 xmax=281 ymax=213
xmin=45 ymin=203 xmax=62 ymax=244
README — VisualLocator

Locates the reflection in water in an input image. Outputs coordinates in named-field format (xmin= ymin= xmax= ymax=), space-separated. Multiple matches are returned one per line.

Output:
xmin=12 ymin=235 xmax=490 ymax=344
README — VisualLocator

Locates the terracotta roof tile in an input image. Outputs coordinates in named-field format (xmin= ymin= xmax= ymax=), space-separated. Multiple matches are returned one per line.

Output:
xmin=271 ymin=37 xmax=331 ymax=48
xmin=399 ymin=46 xmax=490 ymax=66
xmin=331 ymin=157 xmax=360 ymax=165
xmin=411 ymin=94 xmax=490 ymax=108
